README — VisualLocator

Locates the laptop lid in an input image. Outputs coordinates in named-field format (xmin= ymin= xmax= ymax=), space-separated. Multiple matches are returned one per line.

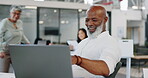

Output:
xmin=37 ymin=40 xmax=47 ymax=45
xmin=9 ymin=44 xmax=73 ymax=78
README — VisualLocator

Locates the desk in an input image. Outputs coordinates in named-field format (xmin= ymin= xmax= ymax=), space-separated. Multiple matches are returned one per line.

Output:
xmin=132 ymin=55 xmax=148 ymax=72
xmin=132 ymin=55 xmax=148 ymax=59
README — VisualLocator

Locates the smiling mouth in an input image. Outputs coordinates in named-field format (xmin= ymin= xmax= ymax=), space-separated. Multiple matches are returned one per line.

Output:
xmin=88 ymin=26 xmax=96 ymax=30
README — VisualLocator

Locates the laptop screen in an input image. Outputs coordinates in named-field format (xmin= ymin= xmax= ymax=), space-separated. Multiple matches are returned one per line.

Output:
xmin=9 ymin=44 xmax=73 ymax=78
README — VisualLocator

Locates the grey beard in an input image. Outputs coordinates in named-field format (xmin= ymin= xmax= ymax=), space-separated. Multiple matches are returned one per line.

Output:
xmin=87 ymin=23 xmax=104 ymax=39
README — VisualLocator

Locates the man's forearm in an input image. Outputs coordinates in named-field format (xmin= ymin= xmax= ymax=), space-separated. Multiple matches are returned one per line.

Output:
xmin=72 ymin=56 xmax=109 ymax=76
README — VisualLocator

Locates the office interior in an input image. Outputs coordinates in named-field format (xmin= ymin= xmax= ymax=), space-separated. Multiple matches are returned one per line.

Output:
xmin=0 ymin=0 xmax=148 ymax=78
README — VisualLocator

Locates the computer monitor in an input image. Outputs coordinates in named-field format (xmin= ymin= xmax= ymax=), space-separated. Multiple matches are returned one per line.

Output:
xmin=44 ymin=27 xmax=59 ymax=35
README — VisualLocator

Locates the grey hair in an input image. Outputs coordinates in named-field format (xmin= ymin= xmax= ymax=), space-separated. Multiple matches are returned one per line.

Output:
xmin=10 ymin=5 xmax=22 ymax=13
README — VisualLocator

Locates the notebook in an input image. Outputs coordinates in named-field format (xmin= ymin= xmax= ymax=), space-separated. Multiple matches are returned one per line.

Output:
xmin=9 ymin=44 xmax=73 ymax=78
xmin=67 ymin=40 xmax=78 ymax=50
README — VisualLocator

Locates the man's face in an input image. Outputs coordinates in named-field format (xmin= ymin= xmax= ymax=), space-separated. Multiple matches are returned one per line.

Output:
xmin=10 ymin=10 xmax=21 ymax=22
xmin=85 ymin=11 xmax=105 ymax=34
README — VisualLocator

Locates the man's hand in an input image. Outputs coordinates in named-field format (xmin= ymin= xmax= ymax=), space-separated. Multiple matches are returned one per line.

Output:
xmin=0 ymin=52 xmax=10 ymax=58
xmin=0 ymin=52 xmax=6 ymax=58
xmin=71 ymin=56 xmax=77 ymax=65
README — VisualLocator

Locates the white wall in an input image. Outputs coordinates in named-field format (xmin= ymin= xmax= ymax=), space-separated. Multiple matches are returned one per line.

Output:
xmin=124 ymin=10 xmax=142 ymax=20
xmin=111 ymin=9 xmax=145 ymax=45
xmin=111 ymin=9 xmax=127 ymax=39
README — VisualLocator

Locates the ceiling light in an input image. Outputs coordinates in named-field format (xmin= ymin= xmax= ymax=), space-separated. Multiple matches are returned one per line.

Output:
xmin=24 ymin=6 xmax=37 ymax=9
xmin=61 ymin=21 xmax=65 ymax=24
xmin=39 ymin=21 xmax=44 ymax=24
xmin=142 ymin=7 xmax=145 ymax=10
xmin=132 ymin=6 xmax=138 ymax=9
xmin=54 ymin=10 xmax=57 ymax=13
xmin=78 ymin=9 xmax=82 ymax=12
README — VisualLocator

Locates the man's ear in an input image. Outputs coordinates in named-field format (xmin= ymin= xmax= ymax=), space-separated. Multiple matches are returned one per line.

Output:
xmin=104 ymin=17 xmax=108 ymax=24
xmin=102 ymin=17 xmax=108 ymax=31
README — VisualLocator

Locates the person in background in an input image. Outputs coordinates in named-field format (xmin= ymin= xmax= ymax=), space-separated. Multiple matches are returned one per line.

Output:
xmin=34 ymin=37 xmax=52 ymax=45
xmin=46 ymin=40 xmax=52 ymax=45
xmin=69 ymin=28 xmax=88 ymax=51
xmin=71 ymin=5 xmax=121 ymax=78
xmin=77 ymin=28 xmax=88 ymax=43
xmin=0 ymin=5 xmax=30 ymax=72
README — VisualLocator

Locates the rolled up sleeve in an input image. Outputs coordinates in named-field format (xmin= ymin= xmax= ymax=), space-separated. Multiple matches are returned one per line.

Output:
xmin=99 ymin=47 xmax=121 ymax=75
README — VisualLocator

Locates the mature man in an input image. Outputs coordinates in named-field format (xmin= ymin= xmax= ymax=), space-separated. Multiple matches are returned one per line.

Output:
xmin=71 ymin=6 xmax=121 ymax=78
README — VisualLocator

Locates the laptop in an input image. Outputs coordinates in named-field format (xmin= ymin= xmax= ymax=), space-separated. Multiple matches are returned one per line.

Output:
xmin=9 ymin=44 xmax=73 ymax=78
xmin=37 ymin=40 xmax=47 ymax=45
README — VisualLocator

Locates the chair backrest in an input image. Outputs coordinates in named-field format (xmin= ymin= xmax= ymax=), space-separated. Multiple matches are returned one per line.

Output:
xmin=104 ymin=62 xmax=122 ymax=78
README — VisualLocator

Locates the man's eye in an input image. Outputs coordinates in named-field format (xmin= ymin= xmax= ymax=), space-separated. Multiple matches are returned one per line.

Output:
xmin=92 ymin=20 xmax=98 ymax=22
xmin=85 ymin=19 xmax=89 ymax=22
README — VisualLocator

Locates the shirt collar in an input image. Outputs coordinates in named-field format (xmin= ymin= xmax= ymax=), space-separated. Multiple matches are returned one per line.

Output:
xmin=97 ymin=31 xmax=109 ymax=39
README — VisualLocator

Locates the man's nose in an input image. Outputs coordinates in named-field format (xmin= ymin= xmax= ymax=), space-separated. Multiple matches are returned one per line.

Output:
xmin=15 ymin=15 xmax=20 ymax=18
xmin=86 ymin=20 xmax=93 ymax=26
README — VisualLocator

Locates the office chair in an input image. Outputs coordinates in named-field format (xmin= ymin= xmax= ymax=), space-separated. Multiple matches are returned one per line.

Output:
xmin=104 ymin=62 xmax=122 ymax=78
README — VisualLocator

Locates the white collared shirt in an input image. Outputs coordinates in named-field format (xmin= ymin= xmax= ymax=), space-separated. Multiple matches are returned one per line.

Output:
xmin=72 ymin=31 xmax=121 ymax=78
